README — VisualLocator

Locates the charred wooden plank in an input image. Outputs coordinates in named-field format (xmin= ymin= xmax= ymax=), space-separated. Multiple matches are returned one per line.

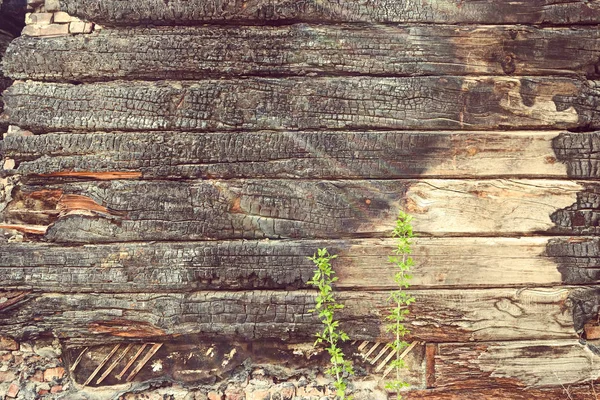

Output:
xmin=431 ymin=340 xmax=599 ymax=390
xmin=0 ymin=237 xmax=577 ymax=292
xmin=57 ymin=0 xmax=600 ymax=25
xmin=0 ymin=287 xmax=577 ymax=344
xmin=4 ymin=77 xmax=598 ymax=132
xmin=0 ymin=179 xmax=591 ymax=242
xmin=6 ymin=25 xmax=600 ymax=81
xmin=1 ymin=130 xmax=570 ymax=179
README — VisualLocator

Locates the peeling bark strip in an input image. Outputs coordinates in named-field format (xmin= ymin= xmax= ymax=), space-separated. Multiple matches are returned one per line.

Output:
xmin=0 ymin=179 xmax=592 ymax=242
xmin=6 ymin=25 xmax=600 ymax=81
xmin=1 ymin=130 xmax=570 ymax=179
xmin=0 ymin=287 xmax=577 ymax=344
xmin=0 ymin=237 xmax=571 ymax=292
xmin=4 ymin=77 xmax=599 ymax=132
xmin=432 ymin=340 xmax=598 ymax=390
xmin=58 ymin=0 xmax=600 ymax=25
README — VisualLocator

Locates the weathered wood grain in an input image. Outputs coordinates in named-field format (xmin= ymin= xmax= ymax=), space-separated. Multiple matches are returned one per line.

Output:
xmin=431 ymin=340 xmax=599 ymax=390
xmin=0 ymin=179 xmax=590 ymax=242
xmin=57 ymin=0 xmax=600 ymax=25
xmin=404 ymin=385 xmax=599 ymax=400
xmin=0 ymin=237 xmax=579 ymax=292
xmin=4 ymin=77 xmax=598 ymax=132
xmin=0 ymin=287 xmax=577 ymax=344
xmin=1 ymin=130 xmax=571 ymax=180
xmin=6 ymin=25 xmax=600 ymax=81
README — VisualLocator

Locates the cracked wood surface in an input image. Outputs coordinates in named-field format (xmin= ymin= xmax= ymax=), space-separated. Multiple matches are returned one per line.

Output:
xmin=5 ymin=25 xmax=600 ymax=81
xmin=4 ymin=77 xmax=599 ymax=132
xmin=0 ymin=179 xmax=591 ymax=242
xmin=0 ymin=130 xmax=573 ymax=179
xmin=430 ymin=340 xmax=600 ymax=390
xmin=0 ymin=237 xmax=581 ymax=292
xmin=0 ymin=287 xmax=577 ymax=345
xmin=57 ymin=0 xmax=600 ymax=25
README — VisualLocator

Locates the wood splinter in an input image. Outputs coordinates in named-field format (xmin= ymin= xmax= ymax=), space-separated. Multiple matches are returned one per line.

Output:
xmin=96 ymin=343 xmax=134 ymax=384
xmin=125 ymin=343 xmax=163 ymax=382
xmin=115 ymin=343 xmax=147 ymax=381
xmin=83 ymin=344 xmax=120 ymax=386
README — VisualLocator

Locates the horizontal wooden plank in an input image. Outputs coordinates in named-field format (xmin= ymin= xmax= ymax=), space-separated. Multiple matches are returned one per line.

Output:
xmin=1 ymin=237 xmax=590 ymax=292
xmin=431 ymin=340 xmax=599 ymax=390
xmin=6 ymin=25 xmax=600 ymax=81
xmin=0 ymin=179 xmax=592 ymax=242
xmin=2 ymin=130 xmax=579 ymax=179
xmin=58 ymin=0 xmax=600 ymax=25
xmin=0 ymin=287 xmax=579 ymax=344
xmin=404 ymin=385 xmax=599 ymax=400
xmin=4 ymin=77 xmax=598 ymax=132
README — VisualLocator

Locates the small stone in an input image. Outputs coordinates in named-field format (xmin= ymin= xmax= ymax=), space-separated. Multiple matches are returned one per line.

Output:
xmin=207 ymin=391 xmax=223 ymax=400
xmin=38 ymin=389 xmax=49 ymax=396
xmin=30 ymin=370 xmax=44 ymax=382
xmin=28 ymin=12 xmax=53 ymax=25
xmin=0 ymin=337 xmax=18 ymax=351
xmin=19 ymin=342 xmax=33 ymax=353
xmin=6 ymin=383 xmax=19 ymax=398
xmin=0 ymin=371 xmax=16 ymax=382
xmin=44 ymin=0 xmax=60 ymax=11
xmin=50 ymin=385 xmax=63 ymax=393
xmin=43 ymin=367 xmax=65 ymax=382
xmin=246 ymin=389 xmax=270 ymax=400
xmin=224 ymin=387 xmax=244 ymax=400
xmin=69 ymin=21 xmax=94 ymax=34
xmin=40 ymin=23 xmax=70 ymax=36
xmin=53 ymin=11 xmax=76 ymax=23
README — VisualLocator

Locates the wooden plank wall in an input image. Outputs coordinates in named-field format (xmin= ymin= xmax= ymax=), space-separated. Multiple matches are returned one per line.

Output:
xmin=2 ymin=0 xmax=600 ymax=397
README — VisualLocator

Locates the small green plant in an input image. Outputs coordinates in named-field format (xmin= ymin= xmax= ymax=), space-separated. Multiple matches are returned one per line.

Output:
xmin=308 ymin=248 xmax=354 ymax=400
xmin=384 ymin=211 xmax=416 ymax=397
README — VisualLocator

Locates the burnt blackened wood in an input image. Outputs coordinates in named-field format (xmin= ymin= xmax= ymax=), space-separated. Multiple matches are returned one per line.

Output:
xmin=57 ymin=0 xmax=600 ymax=25
xmin=546 ymin=238 xmax=600 ymax=285
xmin=1 ymin=131 xmax=568 ymax=180
xmin=0 ymin=237 xmax=572 ymax=292
xmin=6 ymin=25 xmax=600 ymax=81
xmin=4 ymin=77 xmax=598 ymax=132
xmin=0 ymin=287 xmax=577 ymax=344
xmin=553 ymin=132 xmax=600 ymax=179
xmin=0 ymin=179 xmax=590 ymax=242
xmin=550 ymin=184 xmax=600 ymax=235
